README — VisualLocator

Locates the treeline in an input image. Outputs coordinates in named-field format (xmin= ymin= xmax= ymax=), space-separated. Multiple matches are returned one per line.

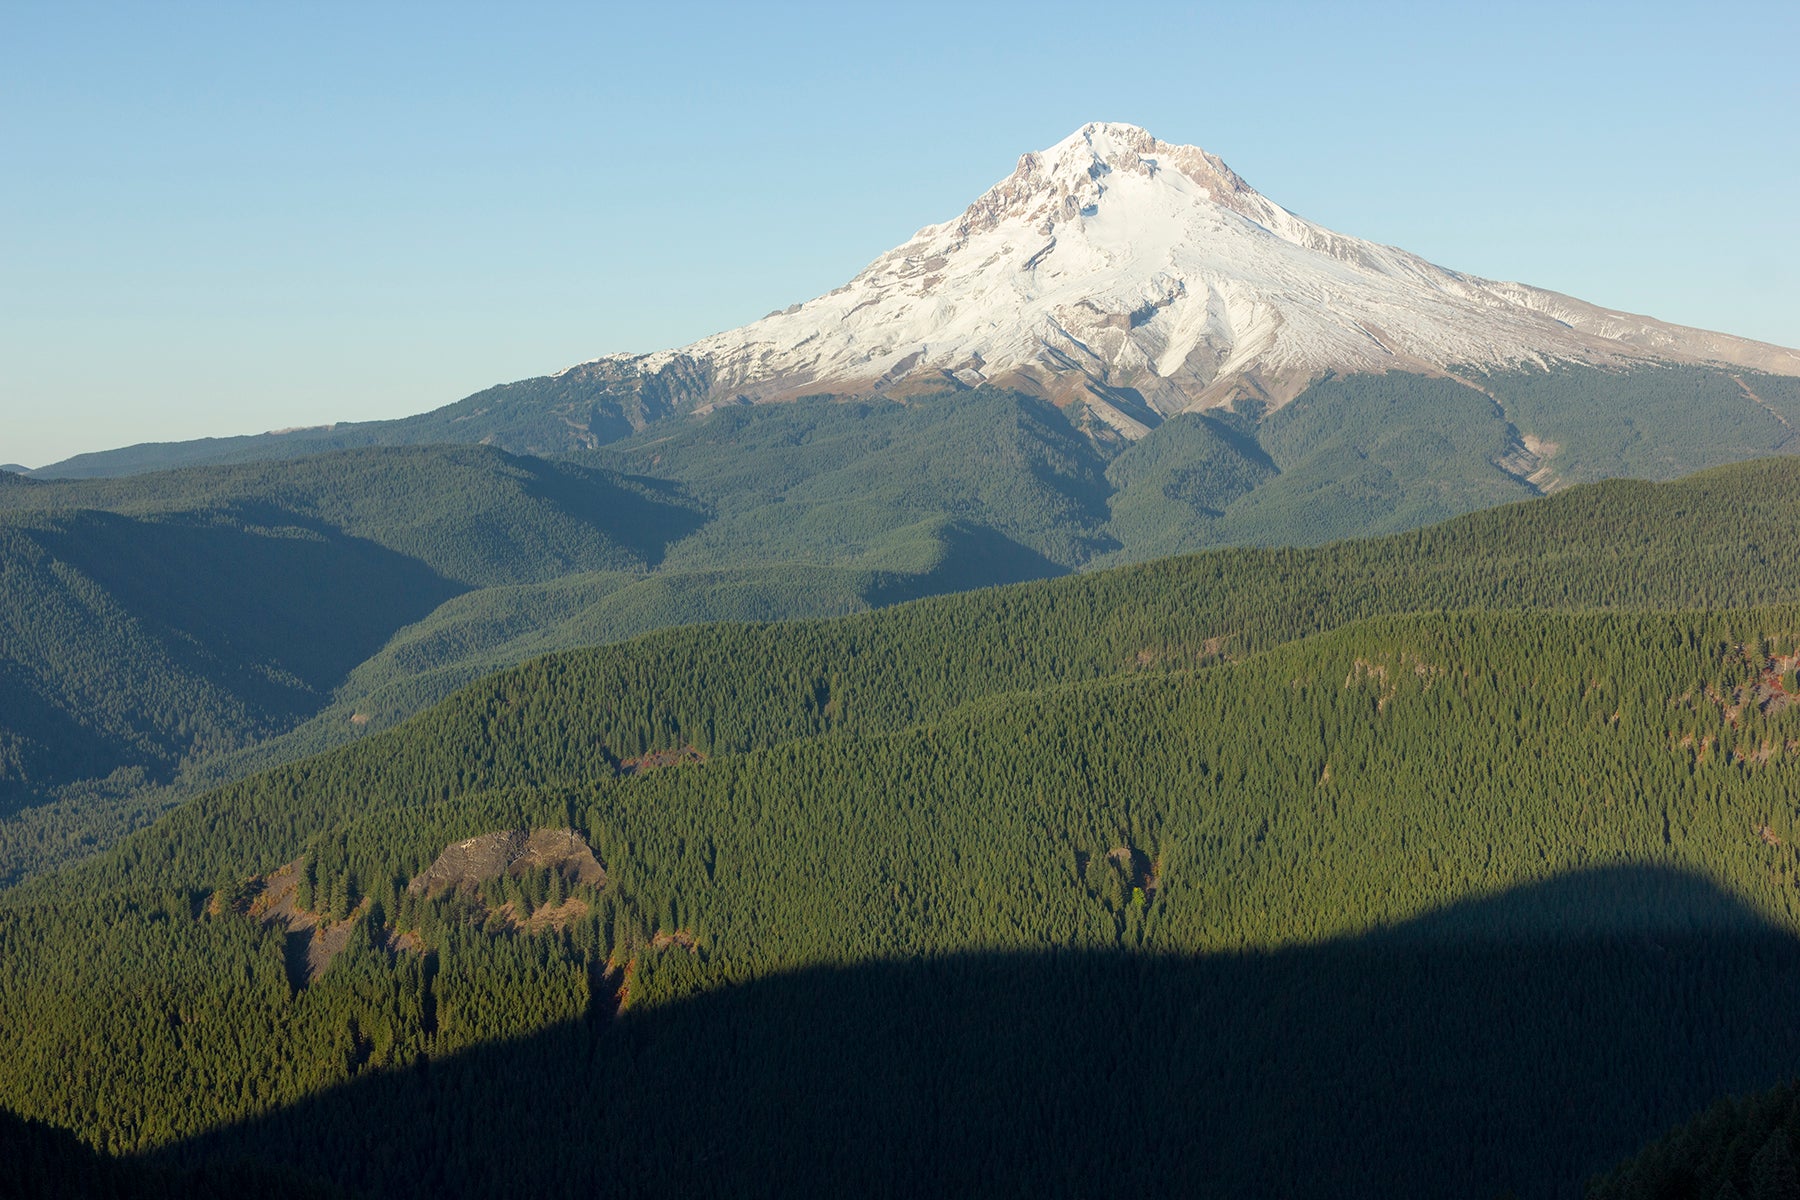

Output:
xmin=10 ymin=453 xmax=1800 ymax=1192
xmin=9 ymin=386 xmax=1800 ymax=891
xmin=0 ymin=429 xmax=1085 ymax=884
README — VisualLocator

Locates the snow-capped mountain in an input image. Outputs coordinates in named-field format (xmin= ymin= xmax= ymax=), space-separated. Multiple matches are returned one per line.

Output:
xmin=583 ymin=122 xmax=1800 ymax=438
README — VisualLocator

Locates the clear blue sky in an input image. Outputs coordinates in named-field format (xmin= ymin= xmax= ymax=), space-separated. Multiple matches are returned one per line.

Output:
xmin=3 ymin=0 xmax=1796 ymax=466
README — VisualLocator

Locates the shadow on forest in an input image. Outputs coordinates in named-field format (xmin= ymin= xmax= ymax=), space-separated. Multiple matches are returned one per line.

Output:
xmin=159 ymin=866 xmax=1800 ymax=1199
xmin=861 ymin=521 xmax=1070 ymax=607
xmin=515 ymin=465 xmax=708 ymax=571
xmin=36 ymin=509 xmax=463 ymax=713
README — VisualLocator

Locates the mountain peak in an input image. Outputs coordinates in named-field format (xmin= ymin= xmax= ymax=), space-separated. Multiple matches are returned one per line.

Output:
xmin=1038 ymin=121 xmax=1160 ymax=173
xmin=598 ymin=126 xmax=1800 ymax=438
xmin=959 ymin=122 xmax=1263 ymax=242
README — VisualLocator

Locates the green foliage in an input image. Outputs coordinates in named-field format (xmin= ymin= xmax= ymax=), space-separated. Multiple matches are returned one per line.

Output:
xmin=1590 ymin=1080 xmax=1800 ymax=1200
xmin=11 ymin=604 xmax=1800 ymax=1194
xmin=0 ymin=445 xmax=712 ymax=881
xmin=1 ymin=414 xmax=1098 ymax=883
xmin=16 ymin=350 xmax=1800 ymax=1195
xmin=1214 ymin=370 xmax=1532 ymax=543
xmin=0 ymin=443 xmax=708 ymax=587
xmin=10 ymin=453 xmax=1800 ymax=903
xmin=19 ymin=442 xmax=1800 ymax=1190
xmin=1479 ymin=363 xmax=1800 ymax=487
xmin=1103 ymin=409 xmax=1278 ymax=557
xmin=596 ymin=389 xmax=1118 ymax=568
xmin=11 ymin=367 xmax=1800 ymax=888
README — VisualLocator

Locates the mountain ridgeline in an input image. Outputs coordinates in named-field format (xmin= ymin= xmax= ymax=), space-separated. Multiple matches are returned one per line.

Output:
xmin=0 ymin=422 xmax=1090 ymax=884
xmin=0 ymin=446 xmax=701 ymax=878
xmin=6 ymin=456 xmax=1800 ymax=1195
xmin=27 ymin=367 xmax=1800 ymax=579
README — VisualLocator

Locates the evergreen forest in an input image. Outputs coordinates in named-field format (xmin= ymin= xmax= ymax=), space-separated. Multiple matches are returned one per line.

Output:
xmin=8 ymin=367 xmax=1800 ymax=888
xmin=8 ymin=451 xmax=1800 ymax=1195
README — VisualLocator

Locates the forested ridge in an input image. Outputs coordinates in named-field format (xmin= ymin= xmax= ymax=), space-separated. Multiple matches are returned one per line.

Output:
xmin=34 ymin=452 xmax=1800 ymax=899
xmin=9 ymin=369 xmax=1800 ymax=888
xmin=0 ymin=435 xmax=1066 ymax=884
xmin=10 ymin=447 xmax=1800 ymax=1192
xmin=12 ymin=449 xmax=1800 ymax=1194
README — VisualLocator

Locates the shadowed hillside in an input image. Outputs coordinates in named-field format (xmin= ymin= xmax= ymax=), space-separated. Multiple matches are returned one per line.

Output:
xmin=149 ymin=868 xmax=1800 ymax=1200
xmin=0 ymin=1107 xmax=338 ymax=1200
xmin=0 ymin=444 xmax=715 ymax=882
xmin=1587 ymin=1074 xmax=1800 ymax=1200
xmin=11 ymin=604 xmax=1800 ymax=1180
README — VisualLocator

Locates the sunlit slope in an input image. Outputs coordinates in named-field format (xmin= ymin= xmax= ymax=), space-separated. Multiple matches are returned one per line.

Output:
xmin=14 ymin=449 xmax=1800 ymax=893
xmin=27 ymin=453 xmax=1799 ymax=897
xmin=0 ymin=410 xmax=1114 ymax=885
xmin=166 ymin=516 xmax=1066 ymax=795
xmin=181 ymin=449 xmax=1800 ymax=822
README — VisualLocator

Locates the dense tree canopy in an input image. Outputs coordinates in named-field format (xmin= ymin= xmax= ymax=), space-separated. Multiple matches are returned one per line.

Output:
xmin=7 ymin=443 xmax=1800 ymax=1196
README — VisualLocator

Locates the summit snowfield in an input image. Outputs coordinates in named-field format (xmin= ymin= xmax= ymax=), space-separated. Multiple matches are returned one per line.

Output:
xmin=588 ymin=122 xmax=1800 ymax=438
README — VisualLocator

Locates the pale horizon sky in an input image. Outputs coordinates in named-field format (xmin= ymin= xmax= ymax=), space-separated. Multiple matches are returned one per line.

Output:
xmin=3 ymin=0 xmax=1797 ymax=467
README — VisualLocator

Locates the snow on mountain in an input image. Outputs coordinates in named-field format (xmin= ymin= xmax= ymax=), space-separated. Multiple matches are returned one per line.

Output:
xmin=584 ymin=122 xmax=1800 ymax=438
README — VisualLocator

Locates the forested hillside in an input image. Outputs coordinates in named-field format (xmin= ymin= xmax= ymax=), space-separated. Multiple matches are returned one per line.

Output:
xmin=17 ymin=449 xmax=1800 ymax=891
xmin=0 ymin=442 xmax=714 ymax=581
xmin=7 ymin=599 xmax=1800 ymax=1196
xmin=1588 ymin=1077 xmax=1800 ymax=1200
xmin=10 ymin=429 xmax=1800 ymax=1195
xmin=33 ymin=355 xmax=1800 ymax=506
xmin=11 ymin=368 xmax=1800 ymax=889
xmin=0 ymin=440 xmax=1067 ymax=885
xmin=1 ymin=454 xmax=1785 ymax=895
xmin=33 ymin=368 xmax=1800 ymax=574
xmin=0 ymin=446 xmax=707 ymax=874
xmin=9 ymin=457 xmax=1800 ymax=1192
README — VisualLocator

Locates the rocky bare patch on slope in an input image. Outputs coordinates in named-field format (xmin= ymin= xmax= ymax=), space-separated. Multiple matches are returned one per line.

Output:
xmin=619 ymin=745 xmax=706 ymax=775
xmin=407 ymin=827 xmax=606 ymax=899
xmin=236 ymin=860 xmax=383 ymax=987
